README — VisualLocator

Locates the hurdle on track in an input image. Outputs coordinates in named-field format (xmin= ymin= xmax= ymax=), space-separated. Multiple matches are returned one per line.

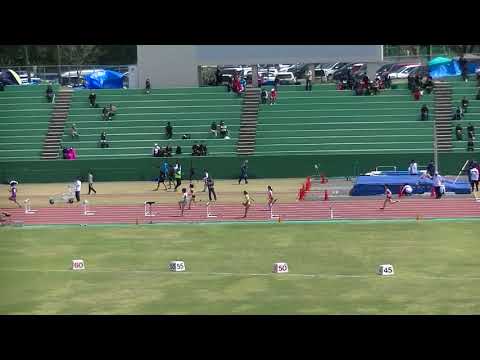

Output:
xmin=144 ymin=201 xmax=155 ymax=217
xmin=24 ymin=199 xmax=37 ymax=215
xmin=270 ymin=205 xmax=279 ymax=219
xmin=206 ymin=202 xmax=217 ymax=218
xmin=83 ymin=200 xmax=96 ymax=216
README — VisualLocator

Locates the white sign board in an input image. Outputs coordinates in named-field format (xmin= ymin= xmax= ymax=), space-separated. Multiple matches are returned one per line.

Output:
xmin=377 ymin=264 xmax=394 ymax=276
xmin=72 ymin=259 xmax=85 ymax=271
xmin=273 ymin=262 xmax=289 ymax=273
xmin=169 ymin=261 xmax=185 ymax=272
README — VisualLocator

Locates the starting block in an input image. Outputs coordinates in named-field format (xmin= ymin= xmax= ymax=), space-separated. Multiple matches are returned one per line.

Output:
xmin=83 ymin=200 xmax=96 ymax=216
xmin=24 ymin=199 xmax=37 ymax=215
xmin=206 ymin=201 xmax=217 ymax=218
xmin=144 ymin=201 xmax=155 ymax=216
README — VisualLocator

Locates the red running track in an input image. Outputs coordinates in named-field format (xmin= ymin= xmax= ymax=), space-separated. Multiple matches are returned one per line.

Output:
xmin=2 ymin=198 xmax=480 ymax=225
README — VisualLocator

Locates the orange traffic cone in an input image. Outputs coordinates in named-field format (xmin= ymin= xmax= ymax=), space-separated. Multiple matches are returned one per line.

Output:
xmin=430 ymin=187 xmax=436 ymax=197
xmin=324 ymin=189 xmax=329 ymax=201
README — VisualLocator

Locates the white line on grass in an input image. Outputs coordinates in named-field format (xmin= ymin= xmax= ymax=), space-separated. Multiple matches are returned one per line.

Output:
xmin=0 ymin=268 xmax=479 ymax=281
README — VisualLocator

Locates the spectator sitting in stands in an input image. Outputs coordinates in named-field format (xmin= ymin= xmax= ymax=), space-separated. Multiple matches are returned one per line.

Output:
xmin=461 ymin=97 xmax=469 ymax=113
xmin=100 ymin=130 xmax=109 ymax=148
xmin=102 ymin=105 xmax=109 ymax=120
xmin=420 ymin=104 xmax=429 ymax=121
xmin=165 ymin=121 xmax=173 ymax=139
xmin=175 ymin=145 xmax=182 ymax=155
xmin=219 ymin=121 xmax=229 ymax=138
xmin=199 ymin=142 xmax=207 ymax=156
xmin=182 ymin=133 xmax=191 ymax=140
xmin=71 ymin=124 xmax=79 ymax=139
xmin=46 ymin=85 xmax=54 ymax=103
xmin=108 ymin=104 xmax=117 ymax=118
xmin=192 ymin=143 xmax=199 ymax=156
xmin=455 ymin=124 xmax=463 ymax=140
xmin=62 ymin=147 xmax=68 ymax=159
xmin=89 ymin=92 xmax=97 ymax=107
xmin=153 ymin=143 xmax=161 ymax=157
xmin=353 ymin=80 xmax=363 ymax=96
xmin=370 ymin=80 xmax=379 ymax=95
xmin=261 ymin=89 xmax=269 ymax=104
xmin=210 ymin=121 xmax=218 ymax=136
xmin=165 ymin=144 xmax=173 ymax=157
xmin=145 ymin=78 xmax=151 ymax=94
xmin=453 ymin=106 xmax=464 ymax=120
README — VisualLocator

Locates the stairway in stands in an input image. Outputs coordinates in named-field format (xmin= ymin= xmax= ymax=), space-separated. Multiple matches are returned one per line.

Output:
xmin=433 ymin=81 xmax=453 ymax=152
xmin=237 ymin=87 xmax=261 ymax=155
xmin=42 ymin=88 xmax=74 ymax=159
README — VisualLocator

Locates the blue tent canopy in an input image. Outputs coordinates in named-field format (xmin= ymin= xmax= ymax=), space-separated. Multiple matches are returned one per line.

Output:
xmin=83 ymin=70 xmax=124 ymax=89
xmin=428 ymin=57 xmax=461 ymax=79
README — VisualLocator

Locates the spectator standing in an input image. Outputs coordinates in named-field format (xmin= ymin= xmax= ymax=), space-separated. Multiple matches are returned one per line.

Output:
xmin=432 ymin=172 xmax=443 ymax=199
xmin=469 ymin=166 xmax=479 ymax=192
xmin=153 ymin=143 xmax=160 ymax=157
xmin=305 ymin=69 xmax=313 ymax=91
xmin=87 ymin=172 xmax=97 ymax=195
xmin=408 ymin=160 xmax=418 ymax=175
xmin=426 ymin=161 xmax=435 ymax=178
xmin=318 ymin=67 xmax=325 ymax=83
xmin=74 ymin=178 xmax=82 ymax=202
xmin=467 ymin=137 xmax=475 ymax=152
xmin=261 ymin=89 xmax=269 ymax=104
xmin=459 ymin=55 xmax=468 ymax=82
xmin=46 ymin=85 xmax=54 ymax=103
xmin=89 ymin=92 xmax=97 ymax=107
xmin=202 ymin=169 xmax=209 ymax=192
xmin=453 ymin=106 xmax=464 ymax=120
xmin=413 ymin=87 xmax=421 ymax=101
xmin=468 ymin=123 xmax=475 ymax=140
xmin=206 ymin=176 xmax=217 ymax=202
xmin=215 ymin=67 xmax=222 ymax=86
xmin=420 ymin=104 xmax=429 ymax=121
xmin=174 ymin=162 xmax=182 ymax=191
xmin=238 ymin=160 xmax=248 ymax=184
xmin=145 ymin=78 xmax=151 ymax=94
xmin=273 ymin=76 xmax=280 ymax=90
xmin=165 ymin=121 xmax=173 ymax=139
xmin=270 ymin=88 xmax=277 ymax=105
xmin=175 ymin=145 xmax=182 ymax=155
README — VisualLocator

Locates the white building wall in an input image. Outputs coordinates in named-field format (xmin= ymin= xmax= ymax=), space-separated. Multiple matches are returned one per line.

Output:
xmin=136 ymin=45 xmax=383 ymax=89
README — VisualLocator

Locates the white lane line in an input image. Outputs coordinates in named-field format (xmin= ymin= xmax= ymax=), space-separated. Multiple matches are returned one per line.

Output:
xmin=0 ymin=268 xmax=479 ymax=281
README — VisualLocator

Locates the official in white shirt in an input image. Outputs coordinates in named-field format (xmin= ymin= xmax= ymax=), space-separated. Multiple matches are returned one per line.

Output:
xmin=432 ymin=172 xmax=443 ymax=199
xmin=408 ymin=160 xmax=418 ymax=175
xmin=74 ymin=178 xmax=82 ymax=202
xmin=469 ymin=167 xmax=479 ymax=192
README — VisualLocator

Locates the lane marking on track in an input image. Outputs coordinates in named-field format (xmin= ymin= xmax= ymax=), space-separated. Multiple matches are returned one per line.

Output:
xmin=0 ymin=268 xmax=480 ymax=281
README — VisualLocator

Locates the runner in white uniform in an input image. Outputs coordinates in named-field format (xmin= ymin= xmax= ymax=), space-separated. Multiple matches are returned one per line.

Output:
xmin=266 ymin=185 xmax=277 ymax=210
xmin=380 ymin=185 xmax=399 ymax=210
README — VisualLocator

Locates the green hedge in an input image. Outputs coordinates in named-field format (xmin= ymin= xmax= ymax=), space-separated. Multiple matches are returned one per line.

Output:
xmin=0 ymin=152 xmax=473 ymax=184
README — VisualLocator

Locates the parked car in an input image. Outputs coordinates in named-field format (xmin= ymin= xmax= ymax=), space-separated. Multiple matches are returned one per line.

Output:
xmin=261 ymin=72 xmax=278 ymax=85
xmin=316 ymin=62 xmax=348 ymax=81
xmin=389 ymin=65 xmax=421 ymax=79
xmin=375 ymin=63 xmax=396 ymax=78
xmin=275 ymin=72 xmax=297 ymax=85
xmin=407 ymin=65 xmax=429 ymax=80
xmin=384 ymin=63 xmax=419 ymax=77
xmin=332 ymin=63 xmax=367 ymax=81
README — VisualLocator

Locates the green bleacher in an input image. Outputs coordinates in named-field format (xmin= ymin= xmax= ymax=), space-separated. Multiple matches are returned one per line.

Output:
xmin=256 ymin=83 xmax=437 ymax=155
xmin=449 ymin=78 xmax=479 ymax=152
xmin=62 ymin=87 xmax=242 ymax=159
xmin=0 ymin=85 xmax=57 ymax=161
